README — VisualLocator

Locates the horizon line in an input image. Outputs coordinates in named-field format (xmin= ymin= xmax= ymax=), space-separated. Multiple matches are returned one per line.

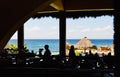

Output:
xmin=10 ymin=38 xmax=114 ymax=40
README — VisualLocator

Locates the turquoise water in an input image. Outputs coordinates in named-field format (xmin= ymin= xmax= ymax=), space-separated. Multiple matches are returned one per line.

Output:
xmin=8 ymin=39 xmax=113 ymax=54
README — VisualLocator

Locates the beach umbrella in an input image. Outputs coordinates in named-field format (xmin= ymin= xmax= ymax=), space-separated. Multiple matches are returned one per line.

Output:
xmin=66 ymin=42 xmax=71 ymax=49
xmin=66 ymin=42 xmax=72 ymax=56
xmin=109 ymin=44 xmax=114 ymax=51
xmin=109 ymin=44 xmax=114 ymax=48
xmin=74 ymin=37 xmax=94 ymax=50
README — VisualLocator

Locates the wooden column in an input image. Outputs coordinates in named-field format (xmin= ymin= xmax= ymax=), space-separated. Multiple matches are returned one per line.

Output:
xmin=59 ymin=11 xmax=66 ymax=57
xmin=18 ymin=25 xmax=24 ymax=49
xmin=114 ymin=1 xmax=120 ymax=77
xmin=17 ymin=25 xmax=26 ymax=65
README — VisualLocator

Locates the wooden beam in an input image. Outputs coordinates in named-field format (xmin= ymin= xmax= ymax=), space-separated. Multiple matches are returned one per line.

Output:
xmin=50 ymin=0 xmax=64 ymax=11
xmin=0 ymin=0 xmax=55 ymax=50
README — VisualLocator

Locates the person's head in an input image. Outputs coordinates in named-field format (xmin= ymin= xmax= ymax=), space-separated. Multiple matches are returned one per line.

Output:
xmin=108 ymin=52 xmax=111 ymax=56
xmin=44 ymin=45 xmax=49 ymax=49
xmin=89 ymin=50 xmax=92 ymax=54
xmin=70 ymin=45 xmax=74 ymax=49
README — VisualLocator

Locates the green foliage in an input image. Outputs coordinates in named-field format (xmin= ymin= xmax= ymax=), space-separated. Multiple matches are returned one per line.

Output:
xmin=9 ymin=44 xmax=27 ymax=50
xmin=75 ymin=51 xmax=82 ymax=56
xmin=8 ymin=44 xmax=28 ymax=54
xmin=9 ymin=44 xmax=18 ymax=49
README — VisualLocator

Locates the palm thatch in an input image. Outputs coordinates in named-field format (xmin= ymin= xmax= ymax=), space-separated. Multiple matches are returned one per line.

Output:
xmin=74 ymin=37 xmax=94 ymax=50
xmin=66 ymin=42 xmax=71 ymax=49
xmin=32 ymin=11 xmax=113 ymax=19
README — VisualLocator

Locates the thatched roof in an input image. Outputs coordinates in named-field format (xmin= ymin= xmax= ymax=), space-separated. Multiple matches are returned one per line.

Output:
xmin=32 ymin=10 xmax=114 ymax=19
xmin=66 ymin=42 xmax=71 ymax=49
xmin=74 ymin=37 xmax=94 ymax=49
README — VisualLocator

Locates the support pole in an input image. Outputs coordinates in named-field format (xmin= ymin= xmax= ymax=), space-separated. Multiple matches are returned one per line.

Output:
xmin=59 ymin=11 xmax=66 ymax=57
xmin=17 ymin=25 xmax=26 ymax=65
xmin=114 ymin=1 xmax=120 ymax=76
xmin=18 ymin=25 xmax=24 ymax=49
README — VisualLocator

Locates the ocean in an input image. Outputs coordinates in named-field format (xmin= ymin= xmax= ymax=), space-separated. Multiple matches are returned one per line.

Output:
xmin=8 ymin=39 xmax=113 ymax=55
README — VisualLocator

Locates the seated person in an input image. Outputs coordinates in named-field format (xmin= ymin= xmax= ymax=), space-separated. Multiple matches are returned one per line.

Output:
xmin=43 ymin=45 xmax=52 ymax=61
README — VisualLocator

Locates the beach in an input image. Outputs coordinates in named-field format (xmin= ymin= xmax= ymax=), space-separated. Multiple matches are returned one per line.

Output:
xmin=66 ymin=47 xmax=114 ymax=57
xmin=8 ymin=39 xmax=113 ymax=56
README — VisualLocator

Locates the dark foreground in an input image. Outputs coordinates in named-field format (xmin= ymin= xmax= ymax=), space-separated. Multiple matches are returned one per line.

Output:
xmin=0 ymin=66 xmax=114 ymax=77
xmin=0 ymin=49 xmax=115 ymax=77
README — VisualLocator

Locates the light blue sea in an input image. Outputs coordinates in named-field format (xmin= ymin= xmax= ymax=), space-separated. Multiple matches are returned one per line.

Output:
xmin=8 ymin=39 xmax=113 ymax=55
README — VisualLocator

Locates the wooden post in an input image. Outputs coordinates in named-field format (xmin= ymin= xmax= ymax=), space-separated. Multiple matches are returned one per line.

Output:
xmin=17 ymin=25 xmax=26 ymax=65
xmin=114 ymin=0 xmax=120 ymax=77
xmin=59 ymin=11 xmax=66 ymax=57
xmin=18 ymin=25 xmax=24 ymax=49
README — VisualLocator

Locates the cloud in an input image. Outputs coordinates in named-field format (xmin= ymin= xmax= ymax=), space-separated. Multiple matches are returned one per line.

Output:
xmin=24 ymin=25 xmax=59 ymax=39
xmin=11 ymin=16 xmax=113 ymax=39
xmin=67 ymin=25 xmax=113 ymax=39
xmin=11 ymin=25 xmax=113 ymax=39
xmin=81 ymin=28 xmax=90 ymax=32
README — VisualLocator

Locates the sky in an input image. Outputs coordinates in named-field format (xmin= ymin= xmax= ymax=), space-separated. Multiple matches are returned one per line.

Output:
xmin=11 ymin=15 xmax=114 ymax=39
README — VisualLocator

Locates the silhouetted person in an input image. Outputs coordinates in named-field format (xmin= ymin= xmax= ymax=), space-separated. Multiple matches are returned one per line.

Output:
xmin=108 ymin=52 xmax=111 ymax=56
xmin=31 ymin=50 xmax=35 ymax=57
xmin=94 ymin=53 xmax=99 ymax=57
xmin=44 ymin=45 xmax=51 ymax=57
xmin=87 ymin=50 xmax=97 ymax=69
xmin=43 ymin=45 xmax=52 ymax=66
xmin=39 ymin=48 xmax=43 ymax=57
xmin=105 ymin=52 xmax=113 ymax=68
xmin=69 ymin=45 xmax=76 ymax=58
xmin=68 ymin=45 xmax=76 ymax=67
xmin=88 ymin=50 xmax=93 ymax=56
